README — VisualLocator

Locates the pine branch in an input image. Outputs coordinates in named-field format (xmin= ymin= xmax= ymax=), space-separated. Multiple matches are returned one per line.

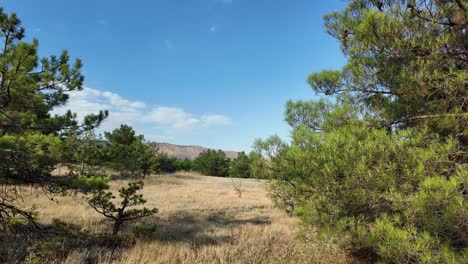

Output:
xmin=380 ymin=113 xmax=468 ymax=128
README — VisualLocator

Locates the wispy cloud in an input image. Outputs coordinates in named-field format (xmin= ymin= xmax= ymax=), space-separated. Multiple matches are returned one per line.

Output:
xmin=201 ymin=114 xmax=231 ymax=127
xmin=52 ymin=87 xmax=232 ymax=139
xmin=101 ymin=91 xmax=146 ymax=110
xmin=143 ymin=107 xmax=200 ymax=131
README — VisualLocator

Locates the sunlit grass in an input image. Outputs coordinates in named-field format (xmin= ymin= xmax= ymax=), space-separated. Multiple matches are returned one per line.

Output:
xmin=14 ymin=172 xmax=358 ymax=263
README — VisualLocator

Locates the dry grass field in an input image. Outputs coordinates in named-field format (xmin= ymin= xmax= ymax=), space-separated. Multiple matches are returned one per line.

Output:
xmin=8 ymin=173 xmax=359 ymax=264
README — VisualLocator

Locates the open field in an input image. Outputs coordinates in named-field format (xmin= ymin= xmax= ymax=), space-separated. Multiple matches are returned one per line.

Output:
xmin=8 ymin=173 xmax=359 ymax=264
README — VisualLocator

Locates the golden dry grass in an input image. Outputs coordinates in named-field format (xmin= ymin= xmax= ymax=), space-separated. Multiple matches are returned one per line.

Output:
xmin=13 ymin=172 xmax=359 ymax=264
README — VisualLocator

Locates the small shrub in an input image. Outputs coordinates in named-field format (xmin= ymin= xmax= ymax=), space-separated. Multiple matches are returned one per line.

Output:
xmin=88 ymin=181 xmax=157 ymax=235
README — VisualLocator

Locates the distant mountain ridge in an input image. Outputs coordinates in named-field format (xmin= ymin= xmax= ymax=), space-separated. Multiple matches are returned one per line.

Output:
xmin=153 ymin=143 xmax=239 ymax=160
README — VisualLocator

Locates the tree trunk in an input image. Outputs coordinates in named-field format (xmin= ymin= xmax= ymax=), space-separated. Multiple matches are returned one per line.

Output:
xmin=112 ymin=220 xmax=123 ymax=235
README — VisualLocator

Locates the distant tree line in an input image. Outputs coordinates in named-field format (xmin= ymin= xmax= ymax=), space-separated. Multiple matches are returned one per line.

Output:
xmin=69 ymin=127 xmax=257 ymax=178
xmin=154 ymin=148 xmax=257 ymax=179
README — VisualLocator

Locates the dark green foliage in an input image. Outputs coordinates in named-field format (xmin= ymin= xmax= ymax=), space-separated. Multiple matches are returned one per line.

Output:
xmin=104 ymin=124 xmax=137 ymax=145
xmin=253 ymin=1 xmax=468 ymax=262
xmin=154 ymin=153 xmax=178 ymax=173
xmin=255 ymin=105 xmax=467 ymax=262
xmin=311 ymin=0 xmax=467 ymax=146
xmin=0 ymin=7 xmax=107 ymax=226
xmin=175 ymin=158 xmax=193 ymax=172
xmin=70 ymin=175 xmax=111 ymax=193
xmin=229 ymin=152 xmax=253 ymax=178
xmin=193 ymin=149 xmax=230 ymax=177
xmin=103 ymin=125 xmax=158 ymax=177
xmin=88 ymin=180 xmax=157 ymax=235
xmin=60 ymin=130 xmax=107 ymax=176
xmin=138 ymin=150 xmax=193 ymax=174
xmin=62 ymin=126 xmax=161 ymax=178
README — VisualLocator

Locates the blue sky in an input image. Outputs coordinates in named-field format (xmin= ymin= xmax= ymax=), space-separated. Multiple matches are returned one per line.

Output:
xmin=2 ymin=0 xmax=346 ymax=151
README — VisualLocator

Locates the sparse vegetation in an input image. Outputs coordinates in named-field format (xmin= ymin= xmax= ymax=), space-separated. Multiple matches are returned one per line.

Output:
xmin=0 ymin=173 xmax=359 ymax=263
xmin=231 ymin=178 xmax=243 ymax=198
xmin=88 ymin=180 xmax=157 ymax=235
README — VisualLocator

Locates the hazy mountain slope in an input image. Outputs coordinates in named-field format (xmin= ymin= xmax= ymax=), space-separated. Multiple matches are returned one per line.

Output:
xmin=154 ymin=143 xmax=239 ymax=160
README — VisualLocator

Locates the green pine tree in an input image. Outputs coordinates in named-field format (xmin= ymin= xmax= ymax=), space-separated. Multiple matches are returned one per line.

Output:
xmin=253 ymin=1 xmax=467 ymax=262
xmin=0 ymin=7 xmax=107 ymax=226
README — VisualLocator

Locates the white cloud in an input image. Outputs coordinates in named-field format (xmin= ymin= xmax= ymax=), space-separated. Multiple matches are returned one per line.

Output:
xmin=143 ymin=107 xmax=200 ymax=130
xmin=143 ymin=107 xmax=231 ymax=132
xmin=101 ymin=91 xmax=146 ymax=110
xmin=52 ymin=87 xmax=231 ymax=136
xmin=201 ymin=114 xmax=231 ymax=126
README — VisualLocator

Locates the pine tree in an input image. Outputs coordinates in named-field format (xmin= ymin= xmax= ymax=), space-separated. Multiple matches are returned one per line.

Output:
xmin=253 ymin=1 xmax=467 ymax=262
xmin=88 ymin=180 xmax=157 ymax=235
xmin=193 ymin=149 xmax=230 ymax=177
xmin=0 ymin=7 xmax=107 ymax=226
xmin=229 ymin=152 xmax=253 ymax=178
xmin=308 ymin=0 xmax=467 ymax=146
xmin=103 ymin=125 xmax=157 ymax=178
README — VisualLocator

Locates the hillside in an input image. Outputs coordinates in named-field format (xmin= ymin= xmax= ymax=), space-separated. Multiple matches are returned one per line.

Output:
xmin=154 ymin=143 xmax=239 ymax=160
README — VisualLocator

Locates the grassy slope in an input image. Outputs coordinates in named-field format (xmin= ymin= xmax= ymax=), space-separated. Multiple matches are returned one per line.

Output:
xmin=16 ymin=173 xmax=358 ymax=264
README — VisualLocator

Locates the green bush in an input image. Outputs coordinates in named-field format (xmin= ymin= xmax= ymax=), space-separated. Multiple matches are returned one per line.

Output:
xmin=254 ymin=104 xmax=467 ymax=262
xmin=154 ymin=154 xmax=193 ymax=173
xmin=193 ymin=149 xmax=230 ymax=177
xmin=229 ymin=152 xmax=253 ymax=178
xmin=253 ymin=0 xmax=467 ymax=262
xmin=175 ymin=158 xmax=193 ymax=171
xmin=154 ymin=153 xmax=178 ymax=173
xmin=103 ymin=125 xmax=158 ymax=177
xmin=88 ymin=180 xmax=157 ymax=235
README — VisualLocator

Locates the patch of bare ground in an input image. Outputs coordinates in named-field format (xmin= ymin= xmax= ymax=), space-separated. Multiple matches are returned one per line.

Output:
xmin=8 ymin=172 xmax=360 ymax=263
